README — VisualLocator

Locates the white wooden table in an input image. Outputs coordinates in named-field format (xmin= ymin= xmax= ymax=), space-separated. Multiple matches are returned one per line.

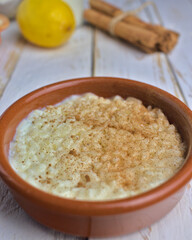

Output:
xmin=0 ymin=0 xmax=192 ymax=239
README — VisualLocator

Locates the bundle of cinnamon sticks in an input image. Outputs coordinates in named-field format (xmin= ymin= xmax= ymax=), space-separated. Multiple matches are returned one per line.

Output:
xmin=84 ymin=0 xmax=179 ymax=53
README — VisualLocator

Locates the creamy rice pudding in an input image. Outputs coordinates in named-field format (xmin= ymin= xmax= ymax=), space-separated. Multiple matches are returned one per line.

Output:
xmin=9 ymin=93 xmax=185 ymax=200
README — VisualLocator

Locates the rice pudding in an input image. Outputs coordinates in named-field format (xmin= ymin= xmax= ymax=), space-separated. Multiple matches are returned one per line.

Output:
xmin=9 ymin=93 xmax=185 ymax=200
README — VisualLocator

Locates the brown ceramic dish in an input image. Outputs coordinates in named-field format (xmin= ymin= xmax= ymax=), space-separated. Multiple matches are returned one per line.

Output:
xmin=0 ymin=77 xmax=192 ymax=237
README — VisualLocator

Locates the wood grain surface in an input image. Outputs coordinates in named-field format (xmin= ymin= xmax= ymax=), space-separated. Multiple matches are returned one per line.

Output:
xmin=0 ymin=0 xmax=191 ymax=239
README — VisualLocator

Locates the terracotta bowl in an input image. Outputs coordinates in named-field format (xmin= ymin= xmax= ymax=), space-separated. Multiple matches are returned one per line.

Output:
xmin=0 ymin=77 xmax=192 ymax=237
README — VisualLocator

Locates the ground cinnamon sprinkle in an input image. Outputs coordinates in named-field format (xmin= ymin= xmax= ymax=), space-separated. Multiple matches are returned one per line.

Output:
xmin=9 ymin=93 xmax=185 ymax=200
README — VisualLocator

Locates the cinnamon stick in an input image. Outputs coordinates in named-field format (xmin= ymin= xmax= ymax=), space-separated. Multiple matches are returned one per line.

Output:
xmin=84 ymin=9 xmax=159 ymax=53
xmin=85 ymin=0 xmax=179 ymax=53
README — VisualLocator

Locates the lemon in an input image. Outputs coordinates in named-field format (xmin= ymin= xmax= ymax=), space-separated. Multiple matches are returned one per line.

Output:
xmin=17 ymin=0 xmax=75 ymax=47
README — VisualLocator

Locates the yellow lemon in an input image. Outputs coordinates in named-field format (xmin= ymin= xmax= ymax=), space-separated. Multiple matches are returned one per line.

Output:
xmin=17 ymin=0 xmax=75 ymax=47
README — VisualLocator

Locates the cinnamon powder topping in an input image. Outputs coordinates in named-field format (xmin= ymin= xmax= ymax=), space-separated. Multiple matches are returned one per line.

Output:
xmin=9 ymin=94 xmax=185 ymax=200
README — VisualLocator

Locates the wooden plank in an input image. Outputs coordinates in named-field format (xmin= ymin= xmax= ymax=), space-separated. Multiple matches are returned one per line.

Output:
xmin=91 ymin=0 xmax=191 ymax=240
xmin=144 ymin=0 xmax=192 ymax=108
xmin=0 ymin=23 xmax=93 ymax=115
xmin=139 ymin=1 xmax=192 ymax=239
xmin=0 ymin=22 xmax=93 ymax=239
xmin=93 ymin=0 xmax=184 ymax=102
xmin=0 ymin=22 xmax=25 ymax=97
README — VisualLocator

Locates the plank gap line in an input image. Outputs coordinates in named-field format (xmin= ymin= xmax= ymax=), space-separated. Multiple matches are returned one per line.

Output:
xmin=140 ymin=0 xmax=187 ymax=104
xmin=165 ymin=57 xmax=188 ymax=105
xmin=0 ymin=37 xmax=25 ymax=98
xmin=91 ymin=27 xmax=96 ymax=77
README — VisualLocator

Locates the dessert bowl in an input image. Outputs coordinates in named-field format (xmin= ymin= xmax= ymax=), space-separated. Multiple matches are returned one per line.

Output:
xmin=0 ymin=77 xmax=192 ymax=237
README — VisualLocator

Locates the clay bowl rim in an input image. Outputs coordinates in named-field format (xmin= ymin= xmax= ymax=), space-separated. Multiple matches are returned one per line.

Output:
xmin=0 ymin=77 xmax=192 ymax=216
